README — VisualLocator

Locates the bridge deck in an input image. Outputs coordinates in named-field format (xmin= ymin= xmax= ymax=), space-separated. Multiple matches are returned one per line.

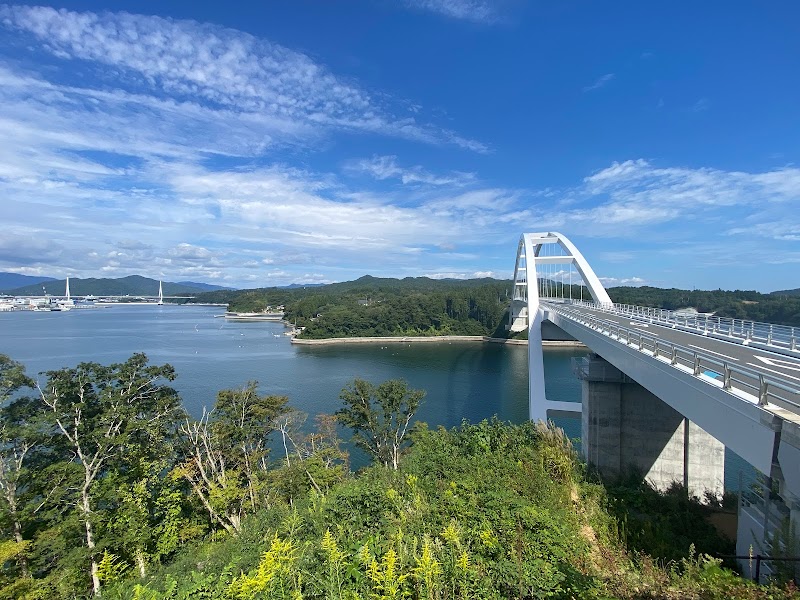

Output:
xmin=544 ymin=301 xmax=800 ymax=426
xmin=577 ymin=305 xmax=800 ymax=385
xmin=541 ymin=302 xmax=800 ymax=475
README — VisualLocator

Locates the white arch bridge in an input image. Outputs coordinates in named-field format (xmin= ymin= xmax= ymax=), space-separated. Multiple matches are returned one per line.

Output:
xmin=510 ymin=232 xmax=800 ymax=573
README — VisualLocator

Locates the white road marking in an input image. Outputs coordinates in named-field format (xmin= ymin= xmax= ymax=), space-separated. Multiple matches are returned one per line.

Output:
xmin=688 ymin=344 xmax=739 ymax=362
xmin=630 ymin=322 xmax=649 ymax=327
xmin=747 ymin=363 xmax=800 ymax=383
xmin=753 ymin=355 xmax=800 ymax=372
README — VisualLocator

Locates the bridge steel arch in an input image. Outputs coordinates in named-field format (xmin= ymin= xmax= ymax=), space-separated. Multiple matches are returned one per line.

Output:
xmin=511 ymin=232 xmax=611 ymax=421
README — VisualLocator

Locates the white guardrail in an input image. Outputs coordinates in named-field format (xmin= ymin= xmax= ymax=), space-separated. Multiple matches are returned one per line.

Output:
xmin=567 ymin=299 xmax=799 ymax=355
xmin=542 ymin=302 xmax=800 ymax=417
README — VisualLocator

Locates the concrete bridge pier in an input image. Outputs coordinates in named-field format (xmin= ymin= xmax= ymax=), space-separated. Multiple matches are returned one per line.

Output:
xmin=576 ymin=354 xmax=725 ymax=497
xmin=508 ymin=298 xmax=528 ymax=333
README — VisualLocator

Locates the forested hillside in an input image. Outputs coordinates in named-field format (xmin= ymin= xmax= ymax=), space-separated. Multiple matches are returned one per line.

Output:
xmin=191 ymin=276 xmax=800 ymax=334
xmin=288 ymin=280 xmax=510 ymax=338
xmin=196 ymin=276 xmax=515 ymax=338
xmin=772 ymin=288 xmax=800 ymax=297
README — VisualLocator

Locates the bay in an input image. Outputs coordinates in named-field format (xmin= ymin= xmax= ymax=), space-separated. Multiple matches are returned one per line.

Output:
xmin=0 ymin=304 xmax=582 ymax=425
xmin=0 ymin=304 xmax=751 ymax=490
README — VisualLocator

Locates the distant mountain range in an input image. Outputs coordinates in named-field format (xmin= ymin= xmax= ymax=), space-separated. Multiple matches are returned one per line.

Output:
xmin=0 ymin=273 xmax=56 ymax=291
xmin=175 ymin=281 xmax=234 ymax=292
xmin=2 ymin=270 xmax=795 ymax=297
xmin=282 ymin=282 xmax=325 ymax=289
xmin=0 ymin=273 xmax=234 ymax=296
xmin=770 ymin=288 xmax=800 ymax=296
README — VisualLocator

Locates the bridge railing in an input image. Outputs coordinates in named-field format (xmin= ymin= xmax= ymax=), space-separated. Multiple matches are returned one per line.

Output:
xmin=566 ymin=300 xmax=799 ymax=355
xmin=545 ymin=303 xmax=800 ymax=417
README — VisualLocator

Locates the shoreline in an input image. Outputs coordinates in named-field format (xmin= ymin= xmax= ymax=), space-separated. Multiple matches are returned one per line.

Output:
xmin=290 ymin=335 xmax=585 ymax=348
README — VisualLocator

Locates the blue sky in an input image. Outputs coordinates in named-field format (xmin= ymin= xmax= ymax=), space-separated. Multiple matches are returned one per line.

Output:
xmin=0 ymin=1 xmax=798 ymax=291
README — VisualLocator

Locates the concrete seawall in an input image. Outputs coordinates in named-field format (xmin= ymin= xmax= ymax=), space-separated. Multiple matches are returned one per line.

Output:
xmin=290 ymin=335 xmax=585 ymax=348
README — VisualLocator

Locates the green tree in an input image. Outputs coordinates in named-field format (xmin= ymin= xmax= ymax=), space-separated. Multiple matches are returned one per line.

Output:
xmin=336 ymin=379 xmax=425 ymax=470
xmin=103 ymin=456 xmax=200 ymax=579
xmin=0 ymin=355 xmax=32 ymax=401
xmin=177 ymin=382 xmax=288 ymax=533
xmin=271 ymin=412 xmax=350 ymax=500
xmin=213 ymin=382 xmax=288 ymax=510
xmin=36 ymin=353 xmax=182 ymax=596
xmin=0 ymin=355 xmax=36 ymax=581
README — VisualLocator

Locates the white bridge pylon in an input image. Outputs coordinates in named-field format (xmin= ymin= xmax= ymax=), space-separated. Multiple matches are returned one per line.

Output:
xmin=509 ymin=232 xmax=611 ymax=422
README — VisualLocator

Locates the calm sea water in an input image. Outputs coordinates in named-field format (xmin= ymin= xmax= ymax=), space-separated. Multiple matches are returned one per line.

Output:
xmin=0 ymin=304 xmax=582 ymax=427
xmin=0 ymin=304 xmax=750 ymax=488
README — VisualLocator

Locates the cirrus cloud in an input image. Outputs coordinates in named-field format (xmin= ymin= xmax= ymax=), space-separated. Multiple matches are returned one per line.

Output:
xmin=0 ymin=4 xmax=486 ymax=152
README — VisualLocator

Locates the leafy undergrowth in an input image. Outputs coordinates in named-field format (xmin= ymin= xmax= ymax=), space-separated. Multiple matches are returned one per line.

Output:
xmin=605 ymin=476 xmax=737 ymax=565
xmin=102 ymin=420 xmax=796 ymax=599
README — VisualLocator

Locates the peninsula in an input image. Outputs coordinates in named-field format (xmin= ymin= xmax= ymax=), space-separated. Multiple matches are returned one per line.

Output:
xmin=188 ymin=275 xmax=800 ymax=343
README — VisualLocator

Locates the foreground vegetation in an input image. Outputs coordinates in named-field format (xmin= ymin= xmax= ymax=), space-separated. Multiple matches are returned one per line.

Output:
xmin=191 ymin=276 xmax=800 ymax=337
xmin=1 ymin=353 xmax=797 ymax=598
xmin=106 ymin=421 xmax=798 ymax=600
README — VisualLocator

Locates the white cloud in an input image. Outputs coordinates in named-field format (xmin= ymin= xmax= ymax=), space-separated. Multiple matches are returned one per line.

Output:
xmin=167 ymin=243 xmax=215 ymax=261
xmin=567 ymin=203 xmax=677 ymax=228
xmin=426 ymin=188 xmax=521 ymax=220
xmin=167 ymin=166 xmax=477 ymax=252
xmin=7 ymin=142 xmax=799 ymax=287
xmin=762 ymin=253 xmax=800 ymax=265
xmin=573 ymin=159 xmax=800 ymax=234
xmin=598 ymin=276 xmax=647 ymax=287
xmin=598 ymin=251 xmax=636 ymax=263
xmin=426 ymin=271 xmax=499 ymax=279
xmin=404 ymin=0 xmax=497 ymax=23
xmin=536 ymin=269 xmax=589 ymax=285
xmin=582 ymin=73 xmax=615 ymax=92
xmin=727 ymin=221 xmax=800 ymax=242
xmin=345 ymin=155 xmax=476 ymax=186
xmin=117 ymin=240 xmax=154 ymax=252
xmin=0 ymin=231 xmax=65 ymax=265
xmin=294 ymin=274 xmax=335 ymax=285
xmin=691 ymin=98 xmax=710 ymax=112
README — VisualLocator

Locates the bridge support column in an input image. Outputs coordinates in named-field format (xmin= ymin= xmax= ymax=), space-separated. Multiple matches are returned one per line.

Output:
xmin=578 ymin=354 xmax=724 ymax=497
